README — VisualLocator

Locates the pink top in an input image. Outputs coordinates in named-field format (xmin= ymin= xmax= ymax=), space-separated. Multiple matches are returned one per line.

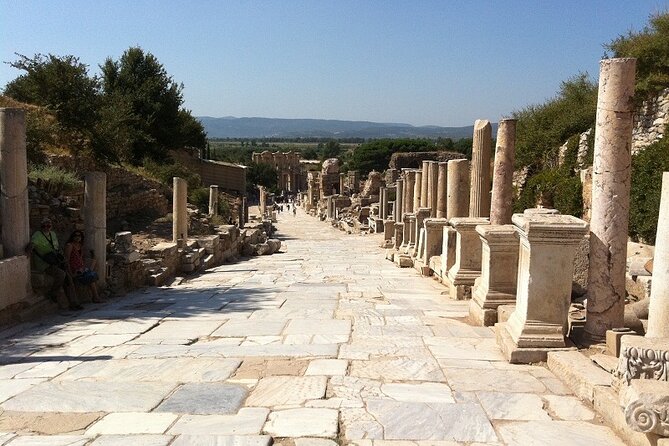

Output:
xmin=68 ymin=244 xmax=85 ymax=273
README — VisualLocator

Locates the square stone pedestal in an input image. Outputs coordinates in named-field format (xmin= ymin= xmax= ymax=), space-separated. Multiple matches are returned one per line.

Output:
xmin=470 ymin=225 xmax=519 ymax=326
xmin=439 ymin=226 xmax=456 ymax=280
xmin=496 ymin=210 xmax=588 ymax=363
xmin=445 ymin=217 xmax=489 ymax=300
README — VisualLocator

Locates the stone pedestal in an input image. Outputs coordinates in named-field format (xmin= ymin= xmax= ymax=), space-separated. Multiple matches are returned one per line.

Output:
xmin=446 ymin=217 xmax=489 ymax=300
xmin=469 ymin=225 xmax=519 ymax=326
xmin=585 ymin=57 xmax=637 ymax=340
xmin=423 ymin=218 xmax=449 ymax=271
xmin=381 ymin=220 xmax=395 ymax=248
xmin=412 ymin=207 xmax=431 ymax=258
xmin=469 ymin=119 xmax=492 ymax=218
xmin=83 ymin=172 xmax=107 ymax=285
xmin=436 ymin=162 xmax=448 ymax=218
xmin=647 ymin=172 xmax=669 ymax=338
xmin=173 ymin=177 xmax=188 ymax=244
xmin=393 ymin=223 xmax=404 ymax=250
xmin=440 ymin=226 xmax=457 ymax=280
xmin=490 ymin=119 xmax=517 ymax=225
xmin=407 ymin=213 xmax=417 ymax=252
xmin=421 ymin=161 xmax=429 ymax=208
xmin=208 ymin=185 xmax=219 ymax=216
xmin=497 ymin=211 xmax=589 ymax=363
xmin=447 ymin=159 xmax=469 ymax=218
xmin=0 ymin=108 xmax=30 ymax=258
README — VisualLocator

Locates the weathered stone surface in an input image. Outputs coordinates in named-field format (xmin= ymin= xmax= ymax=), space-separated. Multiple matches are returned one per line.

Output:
xmin=542 ymin=395 xmax=595 ymax=421
xmin=264 ymin=408 xmax=338 ymax=437
xmin=168 ymin=408 xmax=270 ymax=435
xmin=0 ymin=411 xmax=102 ymax=435
xmin=350 ymin=358 xmax=445 ymax=381
xmin=477 ymin=392 xmax=550 ymax=420
xmin=86 ymin=412 xmax=177 ymax=435
xmin=170 ymin=436 xmax=272 ymax=446
xmin=246 ymin=376 xmax=327 ymax=406
xmin=497 ymin=420 xmax=628 ymax=446
xmin=620 ymin=379 xmax=669 ymax=435
xmin=305 ymin=359 xmax=348 ymax=376
xmin=547 ymin=351 xmax=612 ymax=403
xmin=444 ymin=368 xmax=546 ymax=393
xmin=155 ymin=383 xmax=247 ymax=414
xmin=90 ymin=435 xmax=173 ymax=446
xmin=3 ymin=436 xmax=90 ymax=445
xmin=379 ymin=382 xmax=454 ymax=403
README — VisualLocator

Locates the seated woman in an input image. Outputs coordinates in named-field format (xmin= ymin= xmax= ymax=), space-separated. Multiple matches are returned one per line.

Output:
xmin=64 ymin=230 xmax=104 ymax=303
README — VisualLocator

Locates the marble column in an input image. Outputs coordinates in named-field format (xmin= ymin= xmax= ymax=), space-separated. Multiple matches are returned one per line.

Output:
xmin=242 ymin=196 xmax=248 ymax=228
xmin=414 ymin=170 xmax=422 ymax=212
xmin=447 ymin=217 xmax=490 ymax=300
xmin=469 ymin=119 xmax=492 ymax=218
xmin=426 ymin=162 xmax=435 ymax=216
xmin=379 ymin=187 xmax=387 ymax=219
xmin=394 ymin=179 xmax=404 ymax=223
xmin=436 ymin=162 xmax=448 ymax=218
xmin=421 ymin=161 xmax=429 ymax=208
xmin=404 ymin=170 xmax=416 ymax=214
xmin=339 ymin=173 xmax=346 ymax=195
xmin=447 ymin=159 xmax=469 ymax=218
xmin=490 ymin=119 xmax=517 ymax=225
xmin=173 ymin=177 xmax=188 ymax=244
xmin=647 ymin=172 xmax=669 ymax=338
xmin=429 ymin=161 xmax=439 ymax=218
xmin=83 ymin=172 xmax=107 ymax=285
xmin=497 ymin=210 xmax=589 ymax=363
xmin=208 ymin=185 xmax=219 ymax=216
xmin=585 ymin=58 xmax=637 ymax=340
xmin=259 ymin=186 xmax=267 ymax=217
xmin=0 ymin=108 xmax=29 ymax=257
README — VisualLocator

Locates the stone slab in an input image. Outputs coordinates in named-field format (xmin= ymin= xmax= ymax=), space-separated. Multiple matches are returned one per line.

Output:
xmin=86 ymin=412 xmax=177 ymax=435
xmin=477 ymin=392 xmax=551 ymax=420
xmin=305 ymin=359 xmax=348 ymax=376
xmin=546 ymin=351 xmax=612 ymax=403
xmin=170 ymin=436 xmax=272 ymax=446
xmin=380 ymin=382 xmax=454 ymax=403
xmin=263 ymin=408 xmax=338 ymax=437
xmin=497 ymin=420 xmax=627 ymax=446
xmin=3 ymin=436 xmax=90 ymax=445
xmin=0 ymin=411 xmax=102 ymax=435
xmin=155 ymin=383 xmax=247 ymax=414
xmin=90 ymin=435 xmax=173 ymax=446
xmin=350 ymin=358 xmax=445 ymax=381
xmin=168 ymin=408 xmax=270 ymax=435
xmin=246 ymin=376 xmax=327 ymax=406
xmin=444 ymin=368 xmax=546 ymax=393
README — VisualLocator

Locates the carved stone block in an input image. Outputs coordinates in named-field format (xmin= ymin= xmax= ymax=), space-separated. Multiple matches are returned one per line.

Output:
xmin=616 ymin=335 xmax=669 ymax=384
xmin=620 ymin=379 xmax=669 ymax=436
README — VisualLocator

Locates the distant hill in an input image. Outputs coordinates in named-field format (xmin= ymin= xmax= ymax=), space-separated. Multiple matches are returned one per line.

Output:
xmin=198 ymin=116 xmax=495 ymax=139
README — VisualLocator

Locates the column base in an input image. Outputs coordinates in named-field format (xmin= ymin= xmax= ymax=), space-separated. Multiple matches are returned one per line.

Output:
xmin=395 ymin=254 xmax=413 ymax=268
xmin=469 ymin=300 xmax=498 ymax=326
xmin=470 ymin=289 xmax=517 ymax=326
xmin=385 ymin=249 xmax=395 ymax=262
xmin=413 ymin=259 xmax=432 ymax=276
xmin=496 ymin=322 xmax=576 ymax=364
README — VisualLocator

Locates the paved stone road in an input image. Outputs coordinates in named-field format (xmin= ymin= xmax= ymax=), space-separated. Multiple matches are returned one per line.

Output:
xmin=0 ymin=207 xmax=627 ymax=445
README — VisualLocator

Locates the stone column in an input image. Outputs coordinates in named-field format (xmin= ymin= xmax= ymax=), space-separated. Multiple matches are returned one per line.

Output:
xmin=446 ymin=217 xmax=490 ymax=300
xmin=585 ymin=58 xmax=637 ymax=340
xmin=404 ymin=170 xmax=416 ymax=214
xmin=426 ymin=162 xmax=435 ymax=216
xmin=173 ymin=177 xmax=188 ymax=244
xmin=83 ymin=172 xmax=107 ymax=285
xmin=647 ymin=172 xmax=669 ymax=338
xmin=490 ymin=119 xmax=517 ymax=225
xmin=339 ymin=173 xmax=346 ymax=195
xmin=259 ymin=186 xmax=266 ymax=217
xmin=436 ymin=162 xmax=448 ymax=218
xmin=447 ymin=159 xmax=470 ymax=218
xmin=394 ymin=179 xmax=404 ymax=222
xmin=393 ymin=223 xmax=404 ymax=250
xmin=208 ymin=185 xmax=219 ymax=216
xmin=469 ymin=119 xmax=492 ymax=218
xmin=378 ymin=187 xmax=386 ymax=219
xmin=0 ymin=108 xmax=29 ymax=257
xmin=242 ymin=196 xmax=248 ymax=228
xmin=421 ymin=161 xmax=429 ymax=208
xmin=383 ymin=220 xmax=395 ymax=242
xmin=414 ymin=170 xmax=422 ymax=212
xmin=497 ymin=211 xmax=588 ymax=363
xmin=429 ymin=161 xmax=439 ymax=217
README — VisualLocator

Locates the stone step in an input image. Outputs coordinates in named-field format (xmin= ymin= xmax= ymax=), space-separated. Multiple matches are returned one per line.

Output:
xmin=148 ymin=267 xmax=170 ymax=286
xmin=546 ymin=350 xmax=613 ymax=403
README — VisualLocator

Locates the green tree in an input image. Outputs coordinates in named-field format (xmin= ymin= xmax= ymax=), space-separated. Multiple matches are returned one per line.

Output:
xmin=321 ymin=140 xmax=341 ymax=159
xmin=101 ymin=47 xmax=206 ymax=163
xmin=246 ymin=161 xmax=278 ymax=194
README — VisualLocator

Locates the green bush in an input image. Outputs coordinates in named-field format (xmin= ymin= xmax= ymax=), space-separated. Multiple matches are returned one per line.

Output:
xmin=28 ymin=164 xmax=82 ymax=196
xmin=188 ymin=187 xmax=210 ymax=213
xmin=142 ymin=159 xmax=201 ymax=190
xmin=630 ymin=132 xmax=669 ymax=243
xmin=513 ymin=168 xmax=583 ymax=217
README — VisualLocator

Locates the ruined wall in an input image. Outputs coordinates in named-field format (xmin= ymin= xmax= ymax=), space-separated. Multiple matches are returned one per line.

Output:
xmin=632 ymin=88 xmax=669 ymax=154
xmin=199 ymin=160 xmax=247 ymax=194
xmin=389 ymin=151 xmax=466 ymax=170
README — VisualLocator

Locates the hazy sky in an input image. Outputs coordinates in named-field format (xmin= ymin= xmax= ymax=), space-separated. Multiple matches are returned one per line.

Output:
xmin=1 ymin=1 xmax=668 ymax=127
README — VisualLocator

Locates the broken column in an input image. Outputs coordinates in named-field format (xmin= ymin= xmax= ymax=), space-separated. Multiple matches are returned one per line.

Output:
xmin=470 ymin=119 xmax=519 ymax=326
xmin=429 ymin=161 xmax=439 ymax=217
xmin=469 ymin=119 xmax=492 ymax=218
xmin=585 ymin=58 xmax=637 ymax=341
xmin=436 ymin=162 xmax=448 ymax=218
xmin=339 ymin=173 xmax=346 ymax=195
xmin=83 ymin=172 xmax=107 ymax=286
xmin=208 ymin=185 xmax=219 ymax=216
xmin=412 ymin=207 xmax=431 ymax=259
xmin=173 ymin=177 xmax=188 ymax=244
xmin=496 ymin=210 xmax=589 ymax=363
xmin=0 ymin=108 xmax=30 ymax=258
xmin=404 ymin=169 xmax=416 ymax=214
xmin=440 ymin=159 xmax=470 ymax=280
xmin=394 ymin=179 xmax=404 ymax=223
xmin=421 ymin=160 xmax=429 ymax=208
xmin=647 ymin=172 xmax=669 ymax=338
xmin=414 ymin=170 xmax=422 ymax=212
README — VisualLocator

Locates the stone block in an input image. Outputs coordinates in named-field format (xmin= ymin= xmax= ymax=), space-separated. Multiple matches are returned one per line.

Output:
xmin=616 ymin=335 xmax=669 ymax=384
xmin=496 ymin=322 xmax=576 ymax=364
xmin=497 ymin=304 xmax=515 ymax=323
xmin=620 ymin=380 xmax=669 ymax=437
xmin=147 ymin=242 xmax=178 ymax=258
xmin=606 ymin=328 xmax=636 ymax=357
xmin=547 ymin=351 xmax=612 ymax=403
xmin=594 ymin=385 xmax=659 ymax=446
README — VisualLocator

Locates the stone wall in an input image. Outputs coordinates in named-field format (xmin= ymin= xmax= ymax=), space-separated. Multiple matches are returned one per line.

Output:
xmin=389 ymin=151 xmax=466 ymax=170
xmin=632 ymin=88 xmax=669 ymax=154
xmin=199 ymin=160 xmax=247 ymax=194
xmin=106 ymin=166 xmax=171 ymax=219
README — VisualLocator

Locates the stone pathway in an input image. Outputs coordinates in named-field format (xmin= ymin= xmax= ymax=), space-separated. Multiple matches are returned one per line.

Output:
xmin=0 ymin=207 xmax=627 ymax=445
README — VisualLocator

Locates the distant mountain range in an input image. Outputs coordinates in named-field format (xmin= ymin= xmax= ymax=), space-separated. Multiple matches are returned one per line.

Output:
xmin=198 ymin=116 xmax=495 ymax=139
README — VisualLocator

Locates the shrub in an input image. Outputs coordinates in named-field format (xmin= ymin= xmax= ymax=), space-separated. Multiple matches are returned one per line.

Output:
xmin=141 ymin=159 xmax=201 ymax=190
xmin=188 ymin=187 xmax=210 ymax=213
xmin=28 ymin=164 xmax=82 ymax=196
xmin=513 ymin=167 xmax=583 ymax=217
xmin=629 ymin=131 xmax=669 ymax=243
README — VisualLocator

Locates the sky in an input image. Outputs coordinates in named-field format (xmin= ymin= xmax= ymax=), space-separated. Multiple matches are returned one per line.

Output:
xmin=1 ymin=1 xmax=668 ymax=127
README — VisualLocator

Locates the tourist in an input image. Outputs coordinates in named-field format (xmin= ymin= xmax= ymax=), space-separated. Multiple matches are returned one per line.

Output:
xmin=27 ymin=217 xmax=82 ymax=311
xmin=64 ymin=230 xmax=104 ymax=303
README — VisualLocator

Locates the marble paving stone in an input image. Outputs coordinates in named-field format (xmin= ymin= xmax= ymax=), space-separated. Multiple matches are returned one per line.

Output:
xmin=305 ymin=359 xmax=348 ymax=376
xmin=444 ymin=368 xmax=546 ymax=393
xmin=365 ymin=399 xmax=498 ymax=442
xmin=476 ymin=392 xmax=551 ymax=420
xmin=86 ymin=412 xmax=177 ymax=435
xmin=56 ymin=358 xmax=241 ymax=382
xmin=425 ymin=337 xmax=505 ymax=361
xmin=350 ymin=358 xmax=445 ymax=382
xmin=14 ymin=361 xmax=81 ymax=379
xmin=338 ymin=408 xmax=384 ymax=440
xmin=246 ymin=376 xmax=327 ymax=406
xmin=155 ymin=383 xmax=247 ymax=414
xmin=1 ymin=381 xmax=174 ymax=412
xmin=263 ymin=408 xmax=338 ymax=437
xmin=327 ymin=376 xmax=384 ymax=402
xmin=168 ymin=408 xmax=270 ymax=435
xmin=0 ymin=363 xmax=36 ymax=379
xmin=294 ymin=438 xmax=338 ymax=446
xmin=284 ymin=319 xmax=351 ymax=335
xmin=90 ymin=435 xmax=173 ymax=446
xmin=3 ymin=436 xmax=89 ymax=445
xmin=241 ymin=336 xmax=282 ymax=346
xmin=496 ymin=420 xmax=627 ymax=446
xmin=0 ymin=411 xmax=102 ymax=434
xmin=67 ymin=334 xmax=138 ymax=350
xmin=135 ymin=321 xmax=224 ymax=340
xmin=170 ymin=435 xmax=272 ymax=446
xmin=0 ymin=379 xmax=45 ymax=403
xmin=542 ymin=395 xmax=595 ymax=420
xmin=380 ymin=382 xmax=455 ymax=403
xmin=211 ymin=320 xmax=287 ymax=337
xmin=0 ymin=433 xmax=15 ymax=445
